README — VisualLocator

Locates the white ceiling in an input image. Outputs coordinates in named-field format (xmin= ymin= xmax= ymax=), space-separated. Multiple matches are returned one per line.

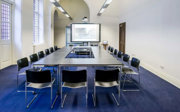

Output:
xmin=84 ymin=0 xmax=120 ymax=18
xmin=57 ymin=0 xmax=154 ymax=20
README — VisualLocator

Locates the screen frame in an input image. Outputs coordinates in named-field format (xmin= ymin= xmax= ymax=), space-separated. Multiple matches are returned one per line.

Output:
xmin=70 ymin=23 xmax=101 ymax=42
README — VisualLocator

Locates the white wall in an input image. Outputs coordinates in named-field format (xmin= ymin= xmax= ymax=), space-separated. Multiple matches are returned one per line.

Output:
xmin=118 ymin=0 xmax=180 ymax=88
xmin=21 ymin=0 xmax=33 ymax=57
xmin=13 ymin=0 xmax=52 ymax=63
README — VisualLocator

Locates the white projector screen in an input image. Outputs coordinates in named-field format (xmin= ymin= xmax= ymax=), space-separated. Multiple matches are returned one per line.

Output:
xmin=71 ymin=24 xmax=101 ymax=42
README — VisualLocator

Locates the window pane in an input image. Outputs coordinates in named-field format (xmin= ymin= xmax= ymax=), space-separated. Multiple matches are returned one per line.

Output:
xmin=33 ymin=0 xmax=40 ymax=44
xmin=1 ymin=3 xmax=11 ymax=40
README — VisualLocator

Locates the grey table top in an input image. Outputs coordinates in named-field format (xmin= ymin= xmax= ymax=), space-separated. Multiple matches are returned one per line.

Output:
xmin=33 ymin=46 xmax=123 ymax=66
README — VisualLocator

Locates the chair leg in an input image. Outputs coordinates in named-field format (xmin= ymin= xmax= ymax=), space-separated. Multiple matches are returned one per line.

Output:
xmin=50 ymin=86 xmax=53 ymax=108
xmin=61 ymin=93 xmax=67 ymax=108
xmin=86 ymin=85 xmax=88 ymax=107
xmin=122 ymin=74 xmax=127 ymax=90
xmin=92 ymin=85 xmax=96 ymax=107
xmin=26 ymin=89 xmax=38 ymax=109
xmin=139 ymin=74 xmax=140 ymax=84
xmin=112 ymin=93 xmax=119 ymax=106
xmin=17 ymin=74 xmax=19 ymax=90
xmin=25 ymin=82 xmax=27 ymax=106
xmin=61 ymin=85 xmax=68 ymax=108
xmin=118 ymin=81 xmax=120 ymax=99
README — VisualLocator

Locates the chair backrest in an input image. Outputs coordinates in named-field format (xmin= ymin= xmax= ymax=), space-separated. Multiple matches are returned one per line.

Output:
xmin=50 ymin=47 xmax=54 ymax=53
xmin=26 ymin=70 xmax=51 ymax=83
xmin=54 ymin=46 xmax=58 ymax=51
xmin=62 ymin=70 xmax=87 ymax=83
xmin=114 ymin=49 xmax=118 ymax=55
xmin=45 ymin=49 xmax=50 ymax=55
xmin=110 ymin=47 xmax=114 ymax=53
xmin=38 ymin=51 xmax=45 ymax=59
xmin=17 ymin=57 xmax=29 ymax=71
xmin=131 ymin=57 xmax=140 ymax=69
xmin=96 ymin=69 xmax=119 ymax=82
xmin=118 ymin=51 xmax=123 ymax=58
xmin=29 ymin=53 xmax=38 ymax=63
xmin=108 ymin=46 xmax=111 ymax=51
xmin=123 ymin=54 xmax=130 ymax=62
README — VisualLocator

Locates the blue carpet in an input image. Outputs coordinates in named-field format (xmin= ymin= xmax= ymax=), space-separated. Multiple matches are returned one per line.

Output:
xmin=0 ymin=65 xmax=180 ymax=112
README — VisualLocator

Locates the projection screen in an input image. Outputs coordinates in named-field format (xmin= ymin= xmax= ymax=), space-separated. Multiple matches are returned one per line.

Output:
xmin=71 ymin=23 xmax=101 ymax=42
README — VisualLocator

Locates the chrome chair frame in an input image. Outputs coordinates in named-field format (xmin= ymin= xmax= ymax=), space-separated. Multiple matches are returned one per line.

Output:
xmin=25 ymin=70 xmax=58 ymax=109
xmin=61 ymin=70 xmax=88 ymax=108
xmin=92 ymin=69 xmax=120 ymax=107
xmin=17 ymin=57 xmax=34 ymax=93
xmin=121 ymin=58 xmax=140 ymax=91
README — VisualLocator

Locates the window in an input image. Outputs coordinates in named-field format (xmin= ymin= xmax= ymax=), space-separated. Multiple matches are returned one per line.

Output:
xmin=33 ymin=0 xmax=43 ymax=44
xmin=33 ymin=0 xmax=40 ymax=44
xmin=1 ymin=2 xmax=11 ymax=40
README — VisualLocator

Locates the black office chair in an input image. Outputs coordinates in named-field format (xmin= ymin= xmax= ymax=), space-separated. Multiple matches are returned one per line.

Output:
xmin=25 ymin=70 xmax=56 ymax=109
xmin=54 ymin=46 xmax=58 ymax=51
xmin=92 ymin=69 xmax=120 ymax=107
xmin=45 ymin=49 xmax=50 ymax=55
xmin=108 ymin=46 xmax=111 ymax=51
xmin=38 ymin=51 xmax=45 ymax=59
xmin=29 ymin=53 xmax=39 ymax=68
xmin=61 ymin=70 xmax=88 ymax=108
xmin=114 ymin=49 xmax=118 ymax=55
xmin=117 ymin=51 xmax=123 ymax=58
xmin=110 ymin=47 xmax=114 ymax=53
xmin=122 ymin=57 xmax=140 ymax=91
xmin=17 ymin=57 xmax=34 ymax=93
xmin=123 ymin=54 xmax=130 ymax=66
xmin=30 ymin=54 xmax=38 ymax=63
xmin=50 ymin=47 xmax=54 ymax=53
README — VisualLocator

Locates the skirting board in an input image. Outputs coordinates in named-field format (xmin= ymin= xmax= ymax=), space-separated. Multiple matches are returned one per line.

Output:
xmin=141 ymin=62 xmax=180 ymax=89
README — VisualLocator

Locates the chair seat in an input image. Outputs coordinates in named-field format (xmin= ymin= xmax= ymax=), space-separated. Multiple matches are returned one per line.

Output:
xmin=62 ymin=82 xmax=87 ymax=88
xmin=18 ymin=72 xmax=26 ymax=76
xmin=95 ymin=81 xmax=119 ymax=87
xmin=27 ymin=79 xmax=55 ymax=89
xmin=106 ymin=65 xmax=122 ymax=68
xmin=122 ymin=67 xmax=138 ymax=75
xmin=44 ymin=65 xmax=58 ymax=67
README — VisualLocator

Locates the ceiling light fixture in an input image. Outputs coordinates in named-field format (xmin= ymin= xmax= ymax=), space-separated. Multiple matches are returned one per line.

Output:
xmin=58 ymin=6 xmax=65 ymax=13
xmin=65 ymin=14 xmax=70 ymax=18
xmin=50 ymin=0 xmax=72 ymax=20
xmin=97 ymin=0 xmax=112 ymax=16
xmin=49 ymin=0 xmax=56 ymax=3
xmin=104 ymin=0 xmax=112 ymax=5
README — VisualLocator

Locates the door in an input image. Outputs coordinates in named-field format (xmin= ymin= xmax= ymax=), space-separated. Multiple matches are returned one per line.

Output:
xmin=119 ymin=22 xmax=126 ymax=54
xmin=0 ymin=1 xmax=12 ymax=69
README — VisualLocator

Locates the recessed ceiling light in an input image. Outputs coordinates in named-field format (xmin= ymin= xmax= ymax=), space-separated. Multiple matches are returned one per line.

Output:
xmin=97 ymin=0 xmax=113 ymax=16
xmin=50 ymin=0 xmax=56 ymax=3
xmin=65 ymin=14 xmax=70 ymax=18
xmin=99 ymin=8 xmax=105 ymax=13
xmin=104 ymin=0 xmax=112 ymax=5
xmin=58 ymin=7 xmax=65 ymax=12
xmin=50 ymin=0 xmax=72 ymax=20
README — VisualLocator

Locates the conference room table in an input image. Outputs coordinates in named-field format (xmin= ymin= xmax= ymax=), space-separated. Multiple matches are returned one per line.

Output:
xmin=33 ymin=46 xmax=123 ymax=107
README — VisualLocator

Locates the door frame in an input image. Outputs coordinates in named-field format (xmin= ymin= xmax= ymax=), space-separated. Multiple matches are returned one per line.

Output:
xmin=0 ymin=0 xmax=14 ymax=69
xmin=119 ymin=22 xmax=126 ymax=54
